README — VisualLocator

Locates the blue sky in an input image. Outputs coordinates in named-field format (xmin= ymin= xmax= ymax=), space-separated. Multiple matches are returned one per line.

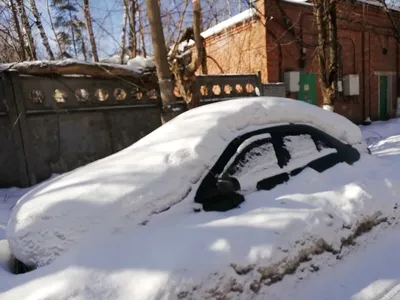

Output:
xmin=32 ymin=0 xmax=248 ymax=59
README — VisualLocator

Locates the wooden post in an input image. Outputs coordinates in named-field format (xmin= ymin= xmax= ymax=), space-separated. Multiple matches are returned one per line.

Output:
xmin=256 ymin=71 xmax=262 ymax=96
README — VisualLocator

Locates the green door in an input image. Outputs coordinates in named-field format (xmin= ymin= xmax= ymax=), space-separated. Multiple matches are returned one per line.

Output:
xmin=379 ymin=76 xmax=388 ymax=120
xmin=298 ymin=73 xmax=317 ymax=105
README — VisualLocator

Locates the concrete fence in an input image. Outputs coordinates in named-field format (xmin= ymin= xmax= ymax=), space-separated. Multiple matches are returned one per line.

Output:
xmin=0 ymin=67 xmax=285 ymax=188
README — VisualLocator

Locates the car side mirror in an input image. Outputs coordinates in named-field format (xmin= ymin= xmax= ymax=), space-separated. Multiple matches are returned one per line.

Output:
xmin=216 ymin=177 xmax=240 ymax=194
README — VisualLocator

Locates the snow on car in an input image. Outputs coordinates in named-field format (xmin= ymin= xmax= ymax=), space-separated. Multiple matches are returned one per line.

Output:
xmin=7 ymin=97 xmax=366 ymax=270
xmin=6 ymin=97 xmax=399 ymax=300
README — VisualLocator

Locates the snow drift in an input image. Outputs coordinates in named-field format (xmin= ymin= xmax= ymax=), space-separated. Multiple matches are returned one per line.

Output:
xmin=4 ymin=153 xmax=400 ymax=300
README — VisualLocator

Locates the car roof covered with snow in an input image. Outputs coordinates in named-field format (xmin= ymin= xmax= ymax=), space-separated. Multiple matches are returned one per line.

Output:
xmin=7 ymin=97 xmax=363 ymax=268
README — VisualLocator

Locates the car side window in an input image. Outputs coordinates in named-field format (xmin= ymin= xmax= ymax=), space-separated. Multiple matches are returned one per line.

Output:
xmin=279 ymin=133 xmax=339 ymax=173
xmin=283 ymin=134 xmax=319 ymax=160
xmin=221 ymin=135 xmax=282 ymax=190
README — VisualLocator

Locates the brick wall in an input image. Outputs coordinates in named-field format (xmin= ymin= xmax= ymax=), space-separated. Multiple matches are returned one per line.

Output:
xmin=204 ymin=0 xmax=268 ymax=79
xmin=204 ymin=0 xmax=400 ymax=123
xmin=205 ymin=20 xmax=268 ymax=81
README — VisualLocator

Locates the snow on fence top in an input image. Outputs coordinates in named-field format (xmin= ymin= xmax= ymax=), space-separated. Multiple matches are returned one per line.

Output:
xmin=0 ymin=58 xmax=156 ymax=78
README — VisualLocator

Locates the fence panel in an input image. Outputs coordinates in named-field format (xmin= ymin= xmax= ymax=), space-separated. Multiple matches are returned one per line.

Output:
xmin=1 ymin=72 xmax=161 ymax=187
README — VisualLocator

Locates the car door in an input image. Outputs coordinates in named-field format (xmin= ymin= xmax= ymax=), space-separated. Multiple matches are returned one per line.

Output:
xmin=195 ymin=124 xmax=359 ymax=212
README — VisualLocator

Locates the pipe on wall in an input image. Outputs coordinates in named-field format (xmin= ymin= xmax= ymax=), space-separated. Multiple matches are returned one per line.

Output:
xmin=338 ymin=36 xmax=356 ymax=75
xmin=361 ymin=31 xmax=366 ymax=120
xmin=267 ymin=30 xmax=283 ymax=81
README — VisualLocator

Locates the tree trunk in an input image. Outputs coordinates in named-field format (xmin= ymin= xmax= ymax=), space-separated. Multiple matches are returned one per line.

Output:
xmin=67 ymin=0 xmax=78 ymax=58
xmin=29 ymin=0 xmax=54 ymax=60
xmin=226 ymin=0 xmax=232 ymax=16
xmin=81 ymin=37 xmax=88 ymax=61
xmin=313 ymin=0 xmax=338 ymax=110
xmin=128 ymin=0 xmax=137 ymax=57
xmin=83 ymin=0 xmax=99 ymax=62
xmin=172 ymin=0 xmax=205 ymax=109
xmin=146 ymin=0 xmax=176 ymax=123
xmin=327 ymin=0 xmax=338 ymax=108
xmin=9 ymin=0 xmax=26 ymax=61
xmin=46 ymin=0 xmax=63 ymax=58
xmin=138 ymin=6 xmax=146 ymax=56
xmin=121 ymin=0 xmax=128 ymax=63
xmin=16 ymin=0 xmax=37 ymax=60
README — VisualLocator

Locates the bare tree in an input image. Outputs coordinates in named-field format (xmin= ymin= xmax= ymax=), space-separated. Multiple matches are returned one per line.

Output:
xmin=128 ymin=0 xmax=137 ymax=57
xmin=29 ymin=0 xmax=54 ymax=60
xmin=146 ymin=0 xmax=176 ymax=122
xmin=52 ymin=0 xmax=87 ymax=59
xmin=138 ymin=4 xmax=146 ymax=56
xmin=8 ymin=0 xmax=26 ymax=60
xmin=80 ymin=31 xmax=88 ymax=60
xmin=245 ymin=0 xmax=338 ymax=108
xmin=0 ymin=3 xmax=24 ymax=62
xmin=46 ymin=0 xmax=63 ymax=57
xmin=374 ymin=0 xmax=400 ymax=43
xmin=170 ymin=0 xmax=205 ymax=109
xmin=121 ymin=0 xmax=128 ymax=63
xmin=15 ymin=0 xmax=37 ymax=60
xmin=83 ymin=0 xmax=99 ymax=62
xmin=312 ymin=0 xmax=338 ymax=110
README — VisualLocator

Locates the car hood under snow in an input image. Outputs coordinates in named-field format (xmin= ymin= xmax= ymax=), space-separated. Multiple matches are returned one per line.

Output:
xmin=7 ymin=97 xmax=364 ymax=267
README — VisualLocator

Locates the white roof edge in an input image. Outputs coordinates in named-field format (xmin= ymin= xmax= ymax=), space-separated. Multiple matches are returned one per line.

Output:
xmin=201 ymin=8 xmax=258 ymax=40
xmin=281 ymin=0 xmax=313 ymax=6
xmin=180 ymin=8 xmax=258 ymax=49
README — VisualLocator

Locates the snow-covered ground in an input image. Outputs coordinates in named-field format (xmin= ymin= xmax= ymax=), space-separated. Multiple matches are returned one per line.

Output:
xmin=1 ymin=118 xmax=400 ymax=299
xmin=252 ymin=119 xmax=400 ymax=300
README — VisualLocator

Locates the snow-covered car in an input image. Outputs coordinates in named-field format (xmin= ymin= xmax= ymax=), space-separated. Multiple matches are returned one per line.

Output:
xmin=7 ymin=97 xmax=368 ymax=273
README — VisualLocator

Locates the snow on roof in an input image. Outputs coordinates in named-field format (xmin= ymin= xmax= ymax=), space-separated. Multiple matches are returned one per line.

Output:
xmin=201 ymin=8 xmax=258 ymax=39
xmin=174 ymin=7 xmax=258 ymax=51
xmin=282 ymin=0 xmax=312 ymax=6
xmin=7 ymin=97 xmax=363 ymax=269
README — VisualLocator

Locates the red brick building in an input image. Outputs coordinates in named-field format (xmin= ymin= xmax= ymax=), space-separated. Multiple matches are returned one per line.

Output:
xmin=202 ymin=0 xmax=400 ymax=123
